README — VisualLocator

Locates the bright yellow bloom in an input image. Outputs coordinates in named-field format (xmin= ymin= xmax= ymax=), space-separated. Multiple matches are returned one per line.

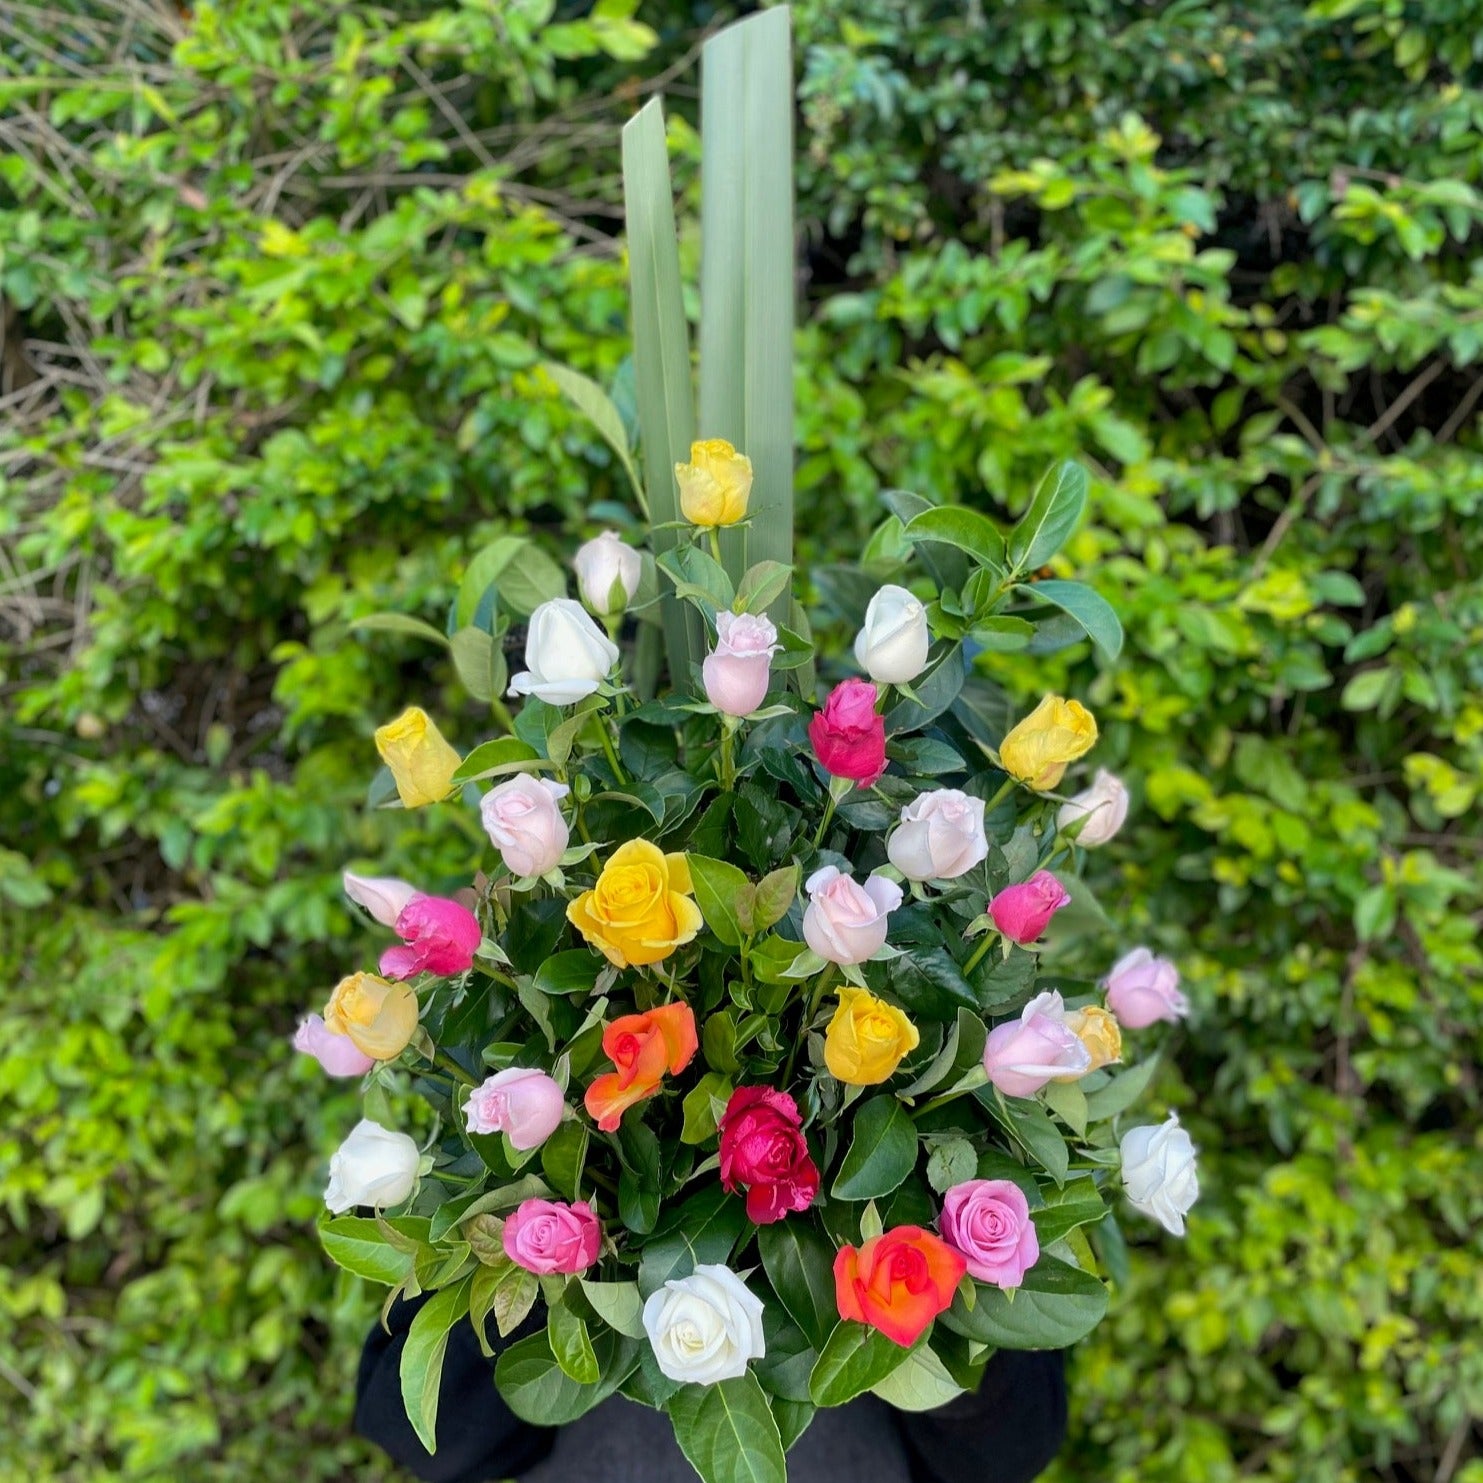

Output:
xmin=675 ymin=439 xmax=753 ymax=528
xmin=824 ymin=987 xmax=920 ymax=1086
xmin=998 ymin=695 xmax=1098 ymax=791
xmin=375 ymin=707 xmax=461 ymax=808
xmin=566 ymin=840 xmax=704 ymax=968
xmin=1062 ymin=1006 xmax=1122 ymax=1076
xmin=323 ymin=972 xmax=419 ymax=1060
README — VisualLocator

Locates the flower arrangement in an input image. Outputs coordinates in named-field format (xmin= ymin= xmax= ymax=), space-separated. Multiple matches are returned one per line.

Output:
xmin=300 ymin=14 xmax=1198 ymax=1482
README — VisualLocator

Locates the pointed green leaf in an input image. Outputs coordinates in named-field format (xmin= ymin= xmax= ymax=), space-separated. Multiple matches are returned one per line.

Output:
xmin=399 ymin=1278 xmax=471 ymax=1454
xmin=832 ymin=1097 xmax=918 ymax=1201
xmin=668 ymin=1372 xmax=787 ymax=1483
xmin=1007 ymin=461 xmax=1088 ymax=573
xmin=1017 ymin=579 xmax=1123 ymax=661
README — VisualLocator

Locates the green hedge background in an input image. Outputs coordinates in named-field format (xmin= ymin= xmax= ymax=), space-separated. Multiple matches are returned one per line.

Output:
xmin=2 ymin=2 xmax=1480 ymax=1480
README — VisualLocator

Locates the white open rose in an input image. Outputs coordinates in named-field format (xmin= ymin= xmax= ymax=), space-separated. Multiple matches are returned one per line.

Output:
xmin=508 ymin=598 xmax=620 ymax=706
xmin=324 ymin=1119 xmax=420 ymax=1213
xmin=887 ymin=788 xmax=988 ymax=881
xmin=1120 ymin=1113 xmax=1199 ymax=1236
xmin=574 ymin=531 xmax=641 ymax=618
xmin=854 ymin=583 xmax=930 ymax=684
xmin=641 ymin=1263 xmax=766 ymax=1385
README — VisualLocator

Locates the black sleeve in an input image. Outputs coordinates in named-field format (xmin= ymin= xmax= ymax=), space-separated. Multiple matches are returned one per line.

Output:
xmin=895 ymin=1349 xmax=1067 ymax=1483
xmin=353 ymin=1294 xmax=556 ymax=1483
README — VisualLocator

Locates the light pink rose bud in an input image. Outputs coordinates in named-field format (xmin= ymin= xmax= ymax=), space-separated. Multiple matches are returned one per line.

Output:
xmin=574 ymin=530 xmax=641 ymax=617
xmin=939 ymin=1178 xmax=1040 ymax=1288
xmin=802 ymin=865 xmax=903 ymax=966
xmin=983 ymin=995 xmax=1092 ymax=1098
xmin=1057 ymin=768 xmax=1130 ymax=847
xmin=463 ymin=1067 xmax=565 ymax=1150
xmin=502 ymin=1198 xmax=602 ymax=1274
xmin=887 ymin=788 xmax=989 ymax=881
xmin=989 ymin=870 xmax=1071 ymax=945
xmin=343 ymin=871 xmax=420 ymax=928
xmin=1102 ymin=947 xmax=1187 ymax=1028
xmin=702 ymin=611 xmax=780 ymax=718
xmin=479 ymin=774 xmax=571 ymax=878
xmin=293 ymin=1013 xmax=375 ymax=1078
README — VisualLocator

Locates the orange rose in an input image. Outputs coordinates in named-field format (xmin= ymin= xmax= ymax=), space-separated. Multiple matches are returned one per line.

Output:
xmin=833 ymin=1225 xmax=967 ymax=1347
xmin=583 ymin=1002 xmax=698 ymax=1133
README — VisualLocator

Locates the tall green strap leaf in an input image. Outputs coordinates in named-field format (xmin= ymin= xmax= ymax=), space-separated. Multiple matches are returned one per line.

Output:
xmin=699 ymin=8 xmax=795 ymax=606
xmin=623 ymin=96 xmax=701 ymax=684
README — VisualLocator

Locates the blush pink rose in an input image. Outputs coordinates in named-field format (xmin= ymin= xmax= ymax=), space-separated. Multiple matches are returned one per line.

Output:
xmin=502 ymin=1198 xmax=602 ymax=1275
xmin=379 ymin=895 xmax=482 ymax=979
xmin=1103 ymin=946 xmax=1187 ymax=1027
xmin=462 ymin=1067 xmax=565 ymax=1150
xmin=702 ymin=611 xmax=779 ymax=718
xmin=988 ymin=870 xmax=1071 ymax=945
xmin=480 ymin=775 xmax=571 ymax=879
xmin=293 ymin=1013 xmax=375 ymax=1077
xmin=343 ymin=871 xmax=420 ymax=927
xmin=803 ymin=865 xmax=903 ymax=966
xmin=982 ymin=1000 xmax=1092 ymax=1098
xmin=808 ymin=678 xmax=887 ymax=786
xmin=939 ymin=1178 xmax=1040 ymax=1288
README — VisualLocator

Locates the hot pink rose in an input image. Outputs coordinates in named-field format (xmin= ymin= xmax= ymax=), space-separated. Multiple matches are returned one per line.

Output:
xmin=939 ymin=1178 xmax=1040 ymax=1288
xmin=988 ymin=870 xmax=1071 ymax=945
xmin=462 ymin=1067 xmax=565 ymax=1150
xmin=982 ymin=1000 xmax=1091 ymax=1098
xmin=808 ymin=678 xmax=887 ymax=786
xmin=379 ymin=895 xmax=482 ymax=979
xmin=292 ymin=1013 xmax=375 ymax=1077
xmin=703 ymin=611 xmax=779 ymax=718
xmin=718 ymin=1087 xmax=820 ymax=1225
xmin=1103 ymin=947 xmax=1188 ymax=1028
xmin=502 ymin=1198 xmax=602 ymax=1275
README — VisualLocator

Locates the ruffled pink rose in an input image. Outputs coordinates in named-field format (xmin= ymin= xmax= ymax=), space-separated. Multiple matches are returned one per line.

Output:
xmin=480 ymin=774 xmax=571 ymax=879
xmin=939 ymin=1178 xmax=1040 ymax=1288
xmin=983 ymin=997 xmax=1092 ymax=1098
xmin=803 ymin=865 xmax=903 ymax=966
xmin=343 ymin=871 xmax=420 ymax=928
xmin=502 ymin=1198 xmax=602 ymax=1275
xmin=808 ymin=678 xmax=887 ymax=786
xmin=988 ymin=870 xmax=1071 ymax=946
xmin=462 ymin=1067 xmax=565 ymax=1150
xmin=293 ymin=1013 xmax=375 ymax=1077
xmin=379 ymin=895 xmax=481 ymax=979
xmin=702 ymin=611 xmax=779 ymax=718
xmin=1103 ymin=947 xmax=1188 ymax=1028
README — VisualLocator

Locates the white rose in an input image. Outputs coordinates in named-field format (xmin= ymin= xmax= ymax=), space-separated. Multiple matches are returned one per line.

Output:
xmin=887 ymin=788 xmax=988 ymax=881
xmin=480 ymin=774 xmax=571 ymax=878
xmin=1057 ymin=768 xmax=1130 ymax=847
xmin=574 ymin=531 xmax=641 ymax=618
xmin=342 ymin=871 xmax=420 ymax=928
xmin=324 ymin=1119 xmax=420 ymax=1214
xmin=854 ymin=584 xmax=930 ymax=684
xmin=508 ymin=598 xmax=620 ymax=706
xmin=642 ymin=1263 xmax=766 ymax=1385
xmin=802 ymin=865 xmax=903 ymax=966
xmin=1120 ymin=1113 xmax=1199 ymax=1237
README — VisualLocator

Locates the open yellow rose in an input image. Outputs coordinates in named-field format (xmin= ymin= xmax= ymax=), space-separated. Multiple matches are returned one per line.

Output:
xmin=1062 ymin=1005 xmax=1122 ymax=1076
xmin=566 ymin=840 xmax=704 ymax=969
xmin=375 ymin=707 xmax=461 ymax=808
xmin=998 ymin=695 xmax=1098 ymax=791
xmin=824 ymin=986 xmax=919 ymax=1086
xmin=323 ymin=972 xmax=419 ymax=1060
xmin=674 ymin=438 xmax=753 ymax=528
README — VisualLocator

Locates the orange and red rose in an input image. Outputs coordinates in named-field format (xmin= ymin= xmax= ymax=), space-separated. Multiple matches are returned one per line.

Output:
xmin=833 ymin=1225 xmax=966 ymax=1347
xmin=583 ymin=1002 xmax=698 ymax=1133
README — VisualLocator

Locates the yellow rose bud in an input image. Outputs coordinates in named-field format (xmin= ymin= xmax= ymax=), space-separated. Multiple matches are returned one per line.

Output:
xmin=566 ymin=839 xmax=704 ymax=969
xmin=824 ymin=986 xmax=920 ymax=1086
xmin=1062 ymin=1005 xmax=1122 ymax=1076
xmin=998 ymin=695 xmax=1098 ymax=791
xmin=375 ymin=707 xmax=461 ymax=808
xmin=323 ymin=972 xmax=419 ymax=1060
xmin=674 ymin=438 xmax=753 ymax=528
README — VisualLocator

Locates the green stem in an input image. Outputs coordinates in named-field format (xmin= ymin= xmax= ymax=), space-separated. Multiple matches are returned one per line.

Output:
xmin=783 ymin=964 xmax=838 ymax=1085
xmin=596 ymin=713 xmax=628 ymax=784
xmin=707 ymin=527 xmax=723 ymax=564
xmin=962 ymin=931 xmax=1000 ymax=978
xmin=431 ymin=1048 xmax=477 ymax=1087
xmin=490 ymin=696 xmax=516 ymax=734
xmin=812 ymin=788 xmax=841 ymax=849
xmin=718 ymin=720 xmax=737 ymax=791
xmin=983 ymin=776 xmax=1017 ymax=813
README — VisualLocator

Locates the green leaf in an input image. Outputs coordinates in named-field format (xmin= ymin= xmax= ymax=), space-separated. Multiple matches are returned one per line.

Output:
xmin=808 ymin=1322 xmax=915 ymax=1405
xmin=1083 ymin=1054 xmax=1161 ymax=1123
xmin=735 ymin=560 xmax=794 ymax=615
xmin=399 ymin=1278 xmax=471 ymax=1453
xmin=1017 ymin=580 xmax=1123 ymax=661
xmin=532 ymin=950 xmax=604 ymax=996
xmin=832 ymin=1097 xmax=919 ymax=1201
xmin=638 ymin=1183 xmax=747 ymax=1297
xmin=687 ymin=853 xmax=751 ymax=948
xmin=967 ymin=615 xmax=1037 ymax=652
xmin=579 ymin=1279 xmax=647 ymax=1340
xmin=940 ymin=1256 xmax=1108 ymax=1348
xmin=902 ymin=506 xmax=1006 ymax=570
xmin=544 ymin=361 xmax=646 ymax=511
xmin=450 ymin=626 xmax=500 ymax=703
xmin=549 ymin=1297 xmax=600 ymax=1384
xmin=772 ymin=1398 xmax=815 ymax=1450
xmin=495 ymin=1329 xmax=641 ymax=1426
xmin=352 ymin=613 xmax=450 ymax=647
xmin=868 ymin=1343 xmax=964 ymax=1411
xmin=925 ymin=1137 xmax=978 ymax=1194
xmin=668 ymin=1373 xmax=787 ymax=1483
xmin=541 ymin=1121 xmax=589 ymax=1202
xmin=450 ymin=737 xmax=544 ymax=785
xmin=499 ymin=546 xmax=568 ymax=617
xmin=320 ymin=1216 xmax=414 ymax=1286
xmin=982 ymin=1092 xmax=1069 ymax=1185
xmin=1031 ymin=1177 xmax=1108 ymax=1245
xmin=702 ymin=1009 xmax=741 ymax=1075
xmin=899 ymin=1009 xmax=986 ymax=1098
xmin=1041 ymin=1078 xmax=1088 ymax=1137
xmin=682 ymin=1071 xmax=733 ymax=1144
xmin=889 ymin=947 xmax=979 ymax=1022
xmin=758 ymin=1220 xmax=839 ymax=1351
xmin=1007 ymin=461 xmax=1088 ymax=573
xmin=745 ymin=864 xmax=799 ymax=935
xmin=491 ymin=1266 xmax=539 ymax=1338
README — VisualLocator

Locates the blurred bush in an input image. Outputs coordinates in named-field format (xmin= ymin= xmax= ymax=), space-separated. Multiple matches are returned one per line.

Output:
xmin=1 ymin=2 xmax=1479 ymax=1481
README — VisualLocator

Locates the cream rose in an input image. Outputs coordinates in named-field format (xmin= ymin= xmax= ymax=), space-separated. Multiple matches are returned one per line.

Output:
xmin=323 ymin=1119 xmax=420 ymax=1213
xmin=1057 ymin=768 xmax=1130 ymax=847
xmin=642 ymin=1264 xmax=766 ymax=1384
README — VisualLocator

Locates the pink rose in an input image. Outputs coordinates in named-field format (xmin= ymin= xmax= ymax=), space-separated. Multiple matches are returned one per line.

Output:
xmin=343 ymin=871 xmax=419 ymax=928
xmin=807 ymin=678 xmax=887 ymax=786
xmin=988 ymin=870 xmax=1071 ymax=946
xmin=463 ymin=1067 xmax=565 ymax=1150
xmin=379 ymin=895 xmax=482 ymax=979
xmin=983 ymin=997 xmax=1092 ymax=1098
xmin=480 ymin=775 xmax=571 ymax=879
xmin=803 ymin=865 xmax=903 ymax=966
xmin=292 ymin=1013 xmax=375 ymax=1077
xmin=502 ymin=1198 xmax=602 ymax=1275
xmin=718 ymin=1086 xmax=820 ymax=1225
xmin=1103 ymin=947 xmax=1187 ymax=1028
xmin=702 ymin=611 xmax=779 ymax=718
xmin=939 ymin=1178 xmax=1040 ymax=1288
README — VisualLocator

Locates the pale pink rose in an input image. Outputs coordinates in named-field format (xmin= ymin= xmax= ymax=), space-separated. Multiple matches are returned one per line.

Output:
xmin=1103 ymin=947 xmax=1187 ymax=1028
xmin=887 ymin=789 xmax=988 ymax=881
xmin=480 ymin=775 xmax=571 ymax=878
xmin=702 ymin=611 xmax=779 ymax=718
xmin=379 ymin=895 xmax=482 ymax=979
xmin=802 ymin=865 xmax=903 ymax=966
xmin=293 ymin=1013 xmax=375 ymax=1077
xmin=463 ymin=1067 xmax=565 ymax=1150
xmin=939 ymin=1179 xmax=1040 ymax=1288
xmin=343 ymin=871 xmax=420 ymax=928
xmin=502 ymin=1198 xmax=602 ymax=1274
xmin=989 ymin=870 xmax=1071 ymax=945
xmin=1057 ymin=769 xmax=1130 ymax=847
xmin=983 ymin=997 xmax=1092 ymax=1098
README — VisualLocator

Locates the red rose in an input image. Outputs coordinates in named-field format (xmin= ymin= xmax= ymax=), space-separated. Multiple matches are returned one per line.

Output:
xmin=807 ymin=678 xmax=887 ymax=786
xmin=718 ymin=1086 xmax=820 ymax=1225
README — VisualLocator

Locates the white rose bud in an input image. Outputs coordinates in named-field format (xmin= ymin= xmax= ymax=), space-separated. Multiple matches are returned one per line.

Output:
xmin=642 ymin=1263 xmax=766 ymax=1385
xmin=343 ymin=871 xmax=420 ymax=928
xmin=854 ymin=583 xmax=930 ymax=684
xmin=324 ymin=1119 xmax=420 ymax=1214
xmin=480 ymin=774 xmax=571 ymax=878
xmin=1058 ymin=768 xmax=1131 ymax=847
xmin=887 ymin=788 xmax=989 ymax=881
xmin=574 ymin=531 xmax=641 ymax=618
xmin=508 ymin=598 xmax=620 ymax=707
xmin=1120 ymin=1113 xmax=1199 ymax=1237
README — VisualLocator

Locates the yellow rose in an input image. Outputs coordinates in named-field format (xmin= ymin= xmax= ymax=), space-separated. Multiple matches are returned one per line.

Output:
xmin=1062 ymin=1005 xmax=1122 ymax=1076
xmin=998 ymin=695 xmax=1098 ymax=791
xmin=323 ymin=972 xmax=419 ymax=1060
xmin=566 ymin=840 xmax=704 ymax=969
xmin=824 ymin=986 xmax=920 ymax=1086
xmin=674 ymin=438 xmax=753 ymax=528
xmin=375 ymin=707 xmax=461 ymax=808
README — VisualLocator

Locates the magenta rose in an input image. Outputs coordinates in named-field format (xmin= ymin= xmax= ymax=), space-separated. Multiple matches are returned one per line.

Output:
xmin=807 ymin=678 xmax=887 ymax=786
xmin=502 ymin=1199 xmax=602 ymax=1275
xmin=378 ymin=895 xmax=482 ymax=979
xmin=939 ymin=1178 xmax=1040 ymax=1288
xmin=988 ymin=870 xmax=1071 ymax=946
xmin=718 ymin=1086 xmax=821 ymax=1225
